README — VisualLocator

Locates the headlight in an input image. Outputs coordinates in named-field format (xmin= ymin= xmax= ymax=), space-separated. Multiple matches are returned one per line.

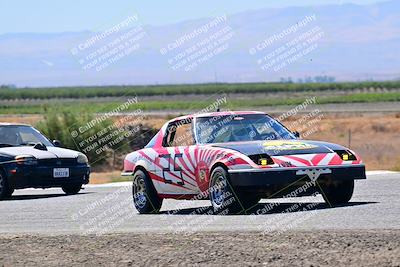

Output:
xmin=15 ymin=155 xmax=38 ymax=165
xmin=335 ymin=150 xmax=357 ymax=161
xmin=248 ymin=154 xmax=274 ymax=166
xmin=77 ymin=153 xmax=89 ymax=164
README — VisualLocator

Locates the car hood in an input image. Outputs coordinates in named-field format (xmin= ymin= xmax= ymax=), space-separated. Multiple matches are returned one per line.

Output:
xmin=210 ymin=139 xmax=347 ymax=156
xmin=0 ymin=146 xmax=80 ymax=159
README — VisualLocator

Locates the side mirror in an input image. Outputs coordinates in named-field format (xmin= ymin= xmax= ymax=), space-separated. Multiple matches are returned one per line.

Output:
xmin=293 ymin=131 xmax=300 ymax=138
xmin=53 ymin=140 xmax=62 ymax=147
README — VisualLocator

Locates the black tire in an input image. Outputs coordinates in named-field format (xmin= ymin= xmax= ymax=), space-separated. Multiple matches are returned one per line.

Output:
xmin=320 ymin=179 xmax=354 ymax=206
xmin=132 ymin=169 xmax=163 ymax=214
xmin=240 ymin=194 xmax=261 ymax=210
xmin=0 ymin=170 xmax=13 ymax=200
xmin=209 ymin=166 xmax=259 ymax=214
xmin=62 ymin=184 xmax=82 ymax=195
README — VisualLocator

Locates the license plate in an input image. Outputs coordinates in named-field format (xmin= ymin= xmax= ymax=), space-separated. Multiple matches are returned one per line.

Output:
xmin=53 ymin=168 xmax=69 ymax=178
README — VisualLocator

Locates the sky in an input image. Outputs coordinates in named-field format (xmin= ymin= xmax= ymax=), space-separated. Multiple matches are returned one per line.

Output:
xmin=0 ymin=0 xmax=388 ymax=34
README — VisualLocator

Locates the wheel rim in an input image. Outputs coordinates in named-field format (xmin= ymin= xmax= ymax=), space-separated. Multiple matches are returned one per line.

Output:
xmin=211 ymin=173 xmax=227 ymax=208
xmin=133 ymin=175 xmax=147 ymax=209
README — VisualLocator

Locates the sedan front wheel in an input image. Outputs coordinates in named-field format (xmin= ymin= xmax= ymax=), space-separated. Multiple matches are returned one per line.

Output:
xmin=62 ymin=184 xmax=82 ymax=195
xmin=0 ymin=171 xmax=14 ymax=200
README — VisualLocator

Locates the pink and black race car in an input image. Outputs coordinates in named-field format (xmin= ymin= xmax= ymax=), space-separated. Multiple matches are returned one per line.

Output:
xmin=122 ymin=111 xmax=366 ymax=214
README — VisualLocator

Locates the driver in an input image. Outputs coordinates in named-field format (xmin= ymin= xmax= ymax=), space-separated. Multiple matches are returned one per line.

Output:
xmin=230 ymin=126 xmax=252 ymax=142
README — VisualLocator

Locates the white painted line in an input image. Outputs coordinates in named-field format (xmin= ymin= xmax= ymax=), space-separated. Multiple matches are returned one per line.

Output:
xmin=85 ymin=181 xmax=131 ymax=188
xmin=366 ymin=170 xmax=399 ymax=175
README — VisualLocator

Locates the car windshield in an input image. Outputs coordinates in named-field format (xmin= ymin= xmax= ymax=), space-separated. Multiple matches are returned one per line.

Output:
xmin=0 ymin=126 xmax=53 ymax=147
xmin=195 ymin=114 xmax=296 ymax=144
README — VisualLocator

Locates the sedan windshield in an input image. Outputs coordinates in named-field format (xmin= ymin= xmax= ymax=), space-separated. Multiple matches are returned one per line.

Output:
xmin=195 ymin=114 xmax=295 ymax=144
xmin=0 ymin=126 xmax=53 ymax=147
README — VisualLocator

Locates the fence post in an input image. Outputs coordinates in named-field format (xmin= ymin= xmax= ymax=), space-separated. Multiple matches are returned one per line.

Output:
xmin=348 ymin=129 xmax=351 ymax=149
xmin=113 ymin=150 xmax=116 ymax=168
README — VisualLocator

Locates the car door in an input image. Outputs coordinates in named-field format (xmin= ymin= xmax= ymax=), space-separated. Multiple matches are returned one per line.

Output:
xmin=155 ymin=119 xmax=199 ymax=195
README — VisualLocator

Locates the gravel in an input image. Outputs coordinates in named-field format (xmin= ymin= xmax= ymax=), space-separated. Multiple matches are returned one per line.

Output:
xmin=1 ymin=230 xmax=399 ymax=266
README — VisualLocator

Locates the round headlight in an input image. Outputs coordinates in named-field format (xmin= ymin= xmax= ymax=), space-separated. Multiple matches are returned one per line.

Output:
xmin=77 ymin=153 xmax=88 ymax=164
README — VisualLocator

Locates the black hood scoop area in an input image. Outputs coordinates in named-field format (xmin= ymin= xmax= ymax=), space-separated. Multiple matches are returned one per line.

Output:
xmin=211 ymin=140 xmax=336 ymax=156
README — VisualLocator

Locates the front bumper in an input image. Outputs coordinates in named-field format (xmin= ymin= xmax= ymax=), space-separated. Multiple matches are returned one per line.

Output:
xmin=228 ymin=164 xmax=366 ymax=187
xmin=7 ymin=164 xmax=91 ymax=189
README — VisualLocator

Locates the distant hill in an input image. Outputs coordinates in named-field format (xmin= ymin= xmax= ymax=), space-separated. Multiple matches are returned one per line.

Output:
xmin=0 ymin=0 xmax=399 ymax=87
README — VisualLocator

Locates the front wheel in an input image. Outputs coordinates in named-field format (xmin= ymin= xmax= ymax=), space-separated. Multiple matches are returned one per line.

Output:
xmin=132 ymin=169 xmax=163 ymax=214
xmin=320 ymin=179 xmax=354 ymax=206
xmin=0 ymin=171 xmax=14 ymax=200
xmin=209 ymin=167 xmax=259 ymax=214
xmin=62 ymin=184 xmax=82 ymax=195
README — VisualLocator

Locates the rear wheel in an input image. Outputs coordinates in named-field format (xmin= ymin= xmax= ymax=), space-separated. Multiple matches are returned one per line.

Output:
xmin=62 ymin=184 xmax=82 ymax=195
xmin=0 ymin=171 xmax=13 ymax=199
xmin=320 ymin=179 xmax=354 ymax=206
xmin=132 ymin=169 xmax=163 ymax=214
xmin=209 ymin=166 xmax=259 ymax=214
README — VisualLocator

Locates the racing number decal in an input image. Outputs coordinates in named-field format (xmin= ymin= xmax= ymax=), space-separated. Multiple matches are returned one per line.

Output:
xmin=159 ymin=154 xmax=172 ymax=184
xmin=159 ymin=154 xmax=185 ymax=185
xmin=173 ymin=153 xmax=185 ymax=186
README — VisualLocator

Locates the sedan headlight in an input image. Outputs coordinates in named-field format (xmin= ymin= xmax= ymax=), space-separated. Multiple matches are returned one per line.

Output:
xmin=15 ymin=155 xmax=38 ymax=165
xmin=77 ymin=153 xmax=89 ymax=164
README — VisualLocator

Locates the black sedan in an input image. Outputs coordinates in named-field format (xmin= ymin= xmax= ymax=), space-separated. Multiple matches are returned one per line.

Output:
xmin=0 ymin=123 xmax=90 ymax=199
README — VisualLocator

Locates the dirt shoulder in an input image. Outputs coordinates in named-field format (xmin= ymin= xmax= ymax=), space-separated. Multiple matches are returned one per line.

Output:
xmin=1 ymin=230 xmax=399 ymax=266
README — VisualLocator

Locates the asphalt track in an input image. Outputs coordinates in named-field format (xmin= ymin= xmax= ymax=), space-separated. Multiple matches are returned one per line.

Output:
xmin=0 ymin=171 xmax=399 ymax=235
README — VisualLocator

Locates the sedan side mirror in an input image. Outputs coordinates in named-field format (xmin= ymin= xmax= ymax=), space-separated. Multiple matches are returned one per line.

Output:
xmin=53 ymin=140 xmax=62 ymax=147
xmin=293 ymin=131 xmax=300 ymax=138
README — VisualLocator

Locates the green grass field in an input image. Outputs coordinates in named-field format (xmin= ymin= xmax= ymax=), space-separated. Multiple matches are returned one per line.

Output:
xmin=1 ymin=92 xmax=399 ymax=114
xmin=0 ymin=81 xmax=399 ymax=100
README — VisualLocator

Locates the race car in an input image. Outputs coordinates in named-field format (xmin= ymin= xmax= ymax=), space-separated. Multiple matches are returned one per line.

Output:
xmin=122 ymin=111 xmax=366 ymax=214
xmin=0 ymin=123 xmax=90 ymax=199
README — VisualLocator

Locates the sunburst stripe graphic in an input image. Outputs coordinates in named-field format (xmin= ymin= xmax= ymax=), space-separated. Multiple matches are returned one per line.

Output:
xmin=311 ymin=153 xmax=327 ymax=165
xmin=150 ymin=173 xmax=196 ymax=193
xmin=187 ymin=146 xmax=197 ymax=169
xmin=317 ymin=153 xmax=336 ymax=165
xmin=139 ymin=151 xmax=196 ymax=190
xmin=183 ymin=147 xmax=196 ymax=171
xmin=174 ymin=147 xmax=196 ymax=177
xmin=166 ymin=147 xmax=197 ymax=183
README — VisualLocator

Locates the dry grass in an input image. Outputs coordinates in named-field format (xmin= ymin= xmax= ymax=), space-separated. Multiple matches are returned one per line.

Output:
xmin=0 ymin=115 xmax=43 ymax=125
xmin=89 ymin=171 xmax=126 ymax=184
